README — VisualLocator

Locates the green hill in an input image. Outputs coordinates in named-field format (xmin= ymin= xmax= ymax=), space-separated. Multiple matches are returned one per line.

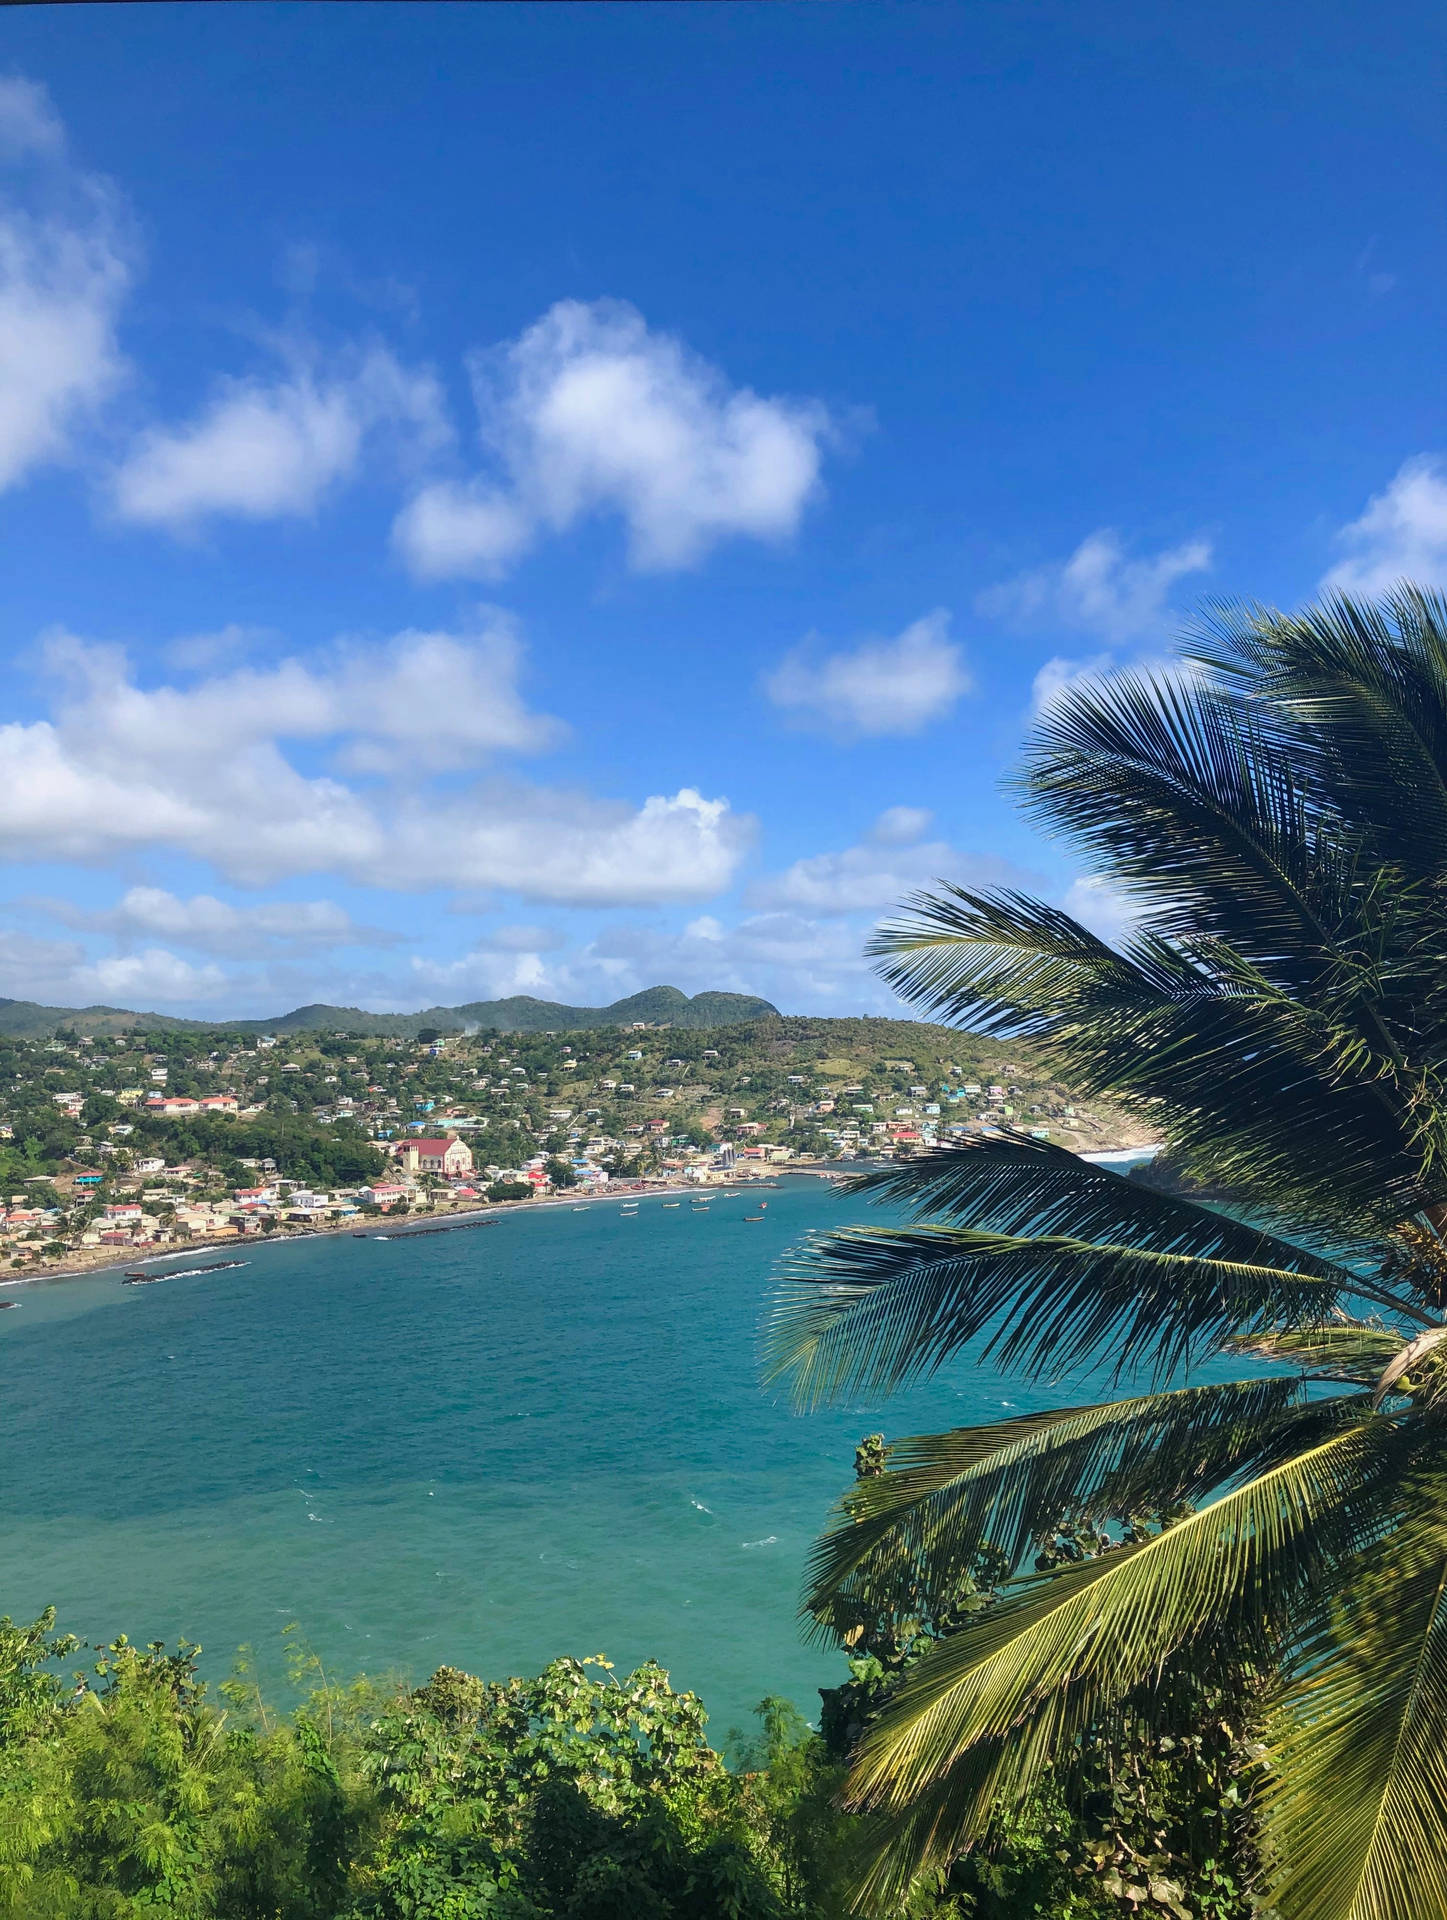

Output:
xmin=0 ymin=998 xmax=207 ymax=1038
xmin=0 ymin=986 xmax=779 ymax=1040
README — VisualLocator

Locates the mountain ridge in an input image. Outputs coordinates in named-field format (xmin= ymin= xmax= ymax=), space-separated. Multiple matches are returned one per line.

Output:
xmin=0 ymin=985 xmax=780 ymax=1039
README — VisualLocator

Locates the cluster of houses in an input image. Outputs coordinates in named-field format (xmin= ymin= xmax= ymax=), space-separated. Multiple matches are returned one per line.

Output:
xmin=51 ymin=1088 xmax=248 ymax=1120
xmin=42 ymin=1131 xmax=627 ymax=1255
xmin=0 ymin=1200 xmax=65 ymax=1241
xmin=807 ymin=1077 xmax=1052 ymax=1157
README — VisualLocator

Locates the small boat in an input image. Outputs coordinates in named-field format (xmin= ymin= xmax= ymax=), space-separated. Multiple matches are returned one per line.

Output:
xmin=744 ymin=1215 xmax=766 ymax=1223
xmin=571 ymin=1205 xmax=588 ymax=1212
xmin=662 ymin=1201 xmax=680 ymax=1208
xmin=0 ymin=1300 xmax=16 ymax=1310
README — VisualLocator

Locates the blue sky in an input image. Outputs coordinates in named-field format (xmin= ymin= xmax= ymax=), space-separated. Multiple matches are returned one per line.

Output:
xmin=0 ymin=2 xmax=1443 ymax=1017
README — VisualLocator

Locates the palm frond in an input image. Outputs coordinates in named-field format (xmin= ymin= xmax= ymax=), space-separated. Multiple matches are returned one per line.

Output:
xmin=866 ymin=884 xmax=1161 ymax=1038
xmin=764 ymin=1223 xmax=1353 ymax=1410
xmin=1195 ymin=587 xmax=1447 ymax=887
xmin=1227 ymin=1322 xmax=1407 ymax=1384
xmin=867 ymin=888 xmax=1446 ymax=1235
xmin=1263 ymin=1483 xmax=1447 ymax=1920
xmin=841 ymin=1741 xmax=1016 ymax=1914
xmin=843 ymin=1134 xmax=1376 ymax=1274
xmin=844 ymin=1661 xmax=1146 ymax=1913
xmin=845 ymin=1423 xmax=1398 ymax=1816
xmin=804 ymin=1379 xmax=1309 ymax=1635
xmin=1015 ymin=668 xmax=1356 ymax=977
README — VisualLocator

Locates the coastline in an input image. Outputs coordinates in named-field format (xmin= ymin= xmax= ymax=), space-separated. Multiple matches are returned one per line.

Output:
xmin=0 ymin=1168 xmax=831 ymax=1292
xmin=0 ymin=1147 xmax=1161 ymax=1295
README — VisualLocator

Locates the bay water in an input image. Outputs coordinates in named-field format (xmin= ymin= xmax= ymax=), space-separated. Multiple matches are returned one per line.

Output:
xmin=0 ymin=1179 xmax=1068 ymax=1736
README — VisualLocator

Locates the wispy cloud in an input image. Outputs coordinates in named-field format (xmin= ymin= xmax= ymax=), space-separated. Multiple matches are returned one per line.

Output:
xmin=751 ymin=806 xmax=1037 ymax=914
xmin=979 ymin=528 xmax=1212 ymax=645
xmin=41 ymin=887 xmax=401 ymax=958
xmin=0 ymin=76 xmax=133 ymax=492
xmin=1060 ymin=874 xmax=1141 ymax=947
xmin=764 ymin=609 xmax=971 ymax=740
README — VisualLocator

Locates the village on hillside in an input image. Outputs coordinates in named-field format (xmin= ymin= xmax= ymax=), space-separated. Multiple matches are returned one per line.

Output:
xmin=0 ymin=1015 xmax=1153 ymax=1273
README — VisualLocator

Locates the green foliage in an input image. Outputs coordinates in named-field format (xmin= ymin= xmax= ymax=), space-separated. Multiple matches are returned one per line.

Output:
xmin=0 ymin=1631 xmax=356 ymax=1919
xmin=350 ymin=1653 xmax=790 ymax=1918
xmin=134 ymin=1112 xmax=385 ymax=1186
xmin=0 ymin=1626 xmax=867 ymax=1920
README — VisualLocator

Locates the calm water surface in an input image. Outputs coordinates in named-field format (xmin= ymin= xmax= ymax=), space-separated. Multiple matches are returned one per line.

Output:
xmin=0 ymin=1181 xmax=1065 ymax=1733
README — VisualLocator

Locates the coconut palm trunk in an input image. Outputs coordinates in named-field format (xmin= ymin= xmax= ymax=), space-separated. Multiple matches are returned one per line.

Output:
xmin=765 ymin=588 xmax=1447 ymax=1919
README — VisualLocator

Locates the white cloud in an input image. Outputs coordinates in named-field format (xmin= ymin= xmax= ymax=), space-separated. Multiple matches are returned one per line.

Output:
xmin=751 ymin=808 xmax=1039 ymax=915
xmin=0 ymin=625 xmax=749 ymax=905
xmin=394 ymin=298 xmax=830 ymax=579
xmin=44 ymin=610 xmax=560 ymax=779
xmin=0 ymin=77 xmax=132 ymax=491
xmin=1030 ymin=650 xmax=1113 ymax=715
xmin=586 ymin=910 xmax=876 ymax=1010
xmin=764 ymin=609 xmax=971 ymax=739
xmin=71 ymin=948 xmax=230 ymax=1006
xmin=162 ymin=624 xmax=278 ymax=672
xmin=1323 ymin=456 xmax=1447 ymax=597
xmin=45 ymin=887 xmax=400 ymax=958
xmin=113 ymin=344 xmax=449 ymax=528
xmin=400 ymin=902 xmax=886 ymax=1015
xmin=0 ymin=929 xmax=89 ymax=1000
xmin=979 ymin=529 xmax=1212 ymax=645
xmin=406 ymin=943 xmax=561 ymax=1001
xmin=869 ymin=805 xmax=935 ymax=847
xmin=392 ymin=784 xmax=751 ymax=905
xmin=0 ymin=928 xmax=227 ymax=1009
xmin=391 ymin=481 xmax=531 ymax=580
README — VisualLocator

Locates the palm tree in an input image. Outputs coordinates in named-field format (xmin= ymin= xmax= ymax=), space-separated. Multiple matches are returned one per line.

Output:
xmin=764 ymin=588 xmax=1447 ymax=1920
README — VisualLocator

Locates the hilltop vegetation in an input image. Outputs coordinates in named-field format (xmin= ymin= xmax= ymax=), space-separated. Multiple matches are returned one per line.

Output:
xmin=0 ymin=985 xmax=778 ymax=1040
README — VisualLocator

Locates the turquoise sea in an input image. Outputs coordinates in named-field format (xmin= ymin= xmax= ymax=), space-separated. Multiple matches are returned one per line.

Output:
xmin=0 ymin=1179 xmax=1073 ymax=1736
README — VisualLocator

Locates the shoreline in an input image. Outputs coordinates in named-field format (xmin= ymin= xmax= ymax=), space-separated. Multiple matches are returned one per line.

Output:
xmin=0 ymin=1146 xmax=1161 ymax=1295
xmin=0 ymin=1168 xmax=833 ymax=1292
